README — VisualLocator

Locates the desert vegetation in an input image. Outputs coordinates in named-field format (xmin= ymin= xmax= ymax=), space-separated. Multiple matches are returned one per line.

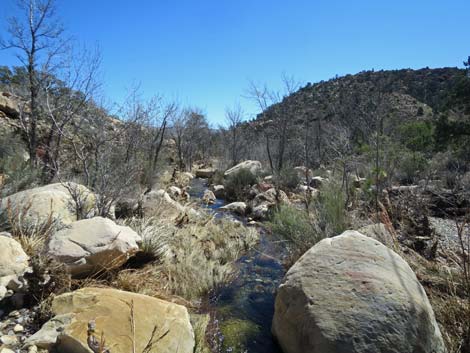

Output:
xmin=0 ymin=0 xmax=469 ymax=352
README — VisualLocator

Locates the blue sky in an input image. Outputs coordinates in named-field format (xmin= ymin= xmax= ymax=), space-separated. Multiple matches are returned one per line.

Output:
xmin=1 ymin=0 xmax=469 ymax=124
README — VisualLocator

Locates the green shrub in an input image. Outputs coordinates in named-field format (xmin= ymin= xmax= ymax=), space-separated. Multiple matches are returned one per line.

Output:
xmin=399 ymin=121 xmax=435 ymax=153
xmin=224 ymin=168 xmax=258 ymax=201
xmin=316 ymin=180 xmax=349 ymax=236
xmin=397 ymin=151 xmax=429 ymax=184
xmin=267 ymin=204 xmax=321 ymax=261
xmin=274 ymin=167 xmax=300 ymax=191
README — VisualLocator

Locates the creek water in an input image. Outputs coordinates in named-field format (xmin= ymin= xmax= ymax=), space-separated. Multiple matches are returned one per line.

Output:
xmin=188 ymin=178 xmax=286 ymax=353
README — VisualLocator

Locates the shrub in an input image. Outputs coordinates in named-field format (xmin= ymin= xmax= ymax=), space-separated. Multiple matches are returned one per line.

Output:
xmin=274 ymin=167 xmax=300 ymax=191
xmin=397 ymin=151 xmax=429 ymax=184
xmin=224 ymin=168 xmax=258 ymax=201
xmin=267 ymin=204 xmax=320 ymax=259
xmin=399 ymin=121 xmax=434 ymax=153
xmin=316 ymin=180 xmax=349 ymax=236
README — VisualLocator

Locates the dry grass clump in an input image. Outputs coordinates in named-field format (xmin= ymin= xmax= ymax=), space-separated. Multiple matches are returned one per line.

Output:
xmin=0 ymin=200 xmax=59 ymax=256
xmin=117 ymin=210 xmax=258 ymax=302
xmin=402 ymin=246 xmax=470 ymax=353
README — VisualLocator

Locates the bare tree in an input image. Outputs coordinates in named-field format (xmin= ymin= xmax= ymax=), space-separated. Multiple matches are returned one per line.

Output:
xmin=225 ymin=103 xmax=244 ymax=167
xmin=247 ymin=73 xmax=301 ymax=173
xmin=1 ymin=0 xmax=67 ymax=165
xmin=42 ymin=45 xmax=102 ymax=181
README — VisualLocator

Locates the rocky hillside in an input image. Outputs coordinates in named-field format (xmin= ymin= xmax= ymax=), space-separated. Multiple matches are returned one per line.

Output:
xmin=256 ymin=67 xmax=469 ymax=134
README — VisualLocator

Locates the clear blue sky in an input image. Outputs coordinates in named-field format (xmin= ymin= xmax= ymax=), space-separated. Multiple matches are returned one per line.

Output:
xmin=1 ymin=0 xmax=469 ymax=124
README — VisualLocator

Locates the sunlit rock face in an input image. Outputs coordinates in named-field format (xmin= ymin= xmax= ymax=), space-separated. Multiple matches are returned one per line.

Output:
xmin=272 ymin=230 xmax=446 ymax=353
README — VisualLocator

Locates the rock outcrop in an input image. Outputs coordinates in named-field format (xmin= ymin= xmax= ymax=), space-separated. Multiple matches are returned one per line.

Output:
xmin=224 ymin=160 xmax=262 ymax=177
xmin=47 ymin=217 xmax=141 ymax=277
xmin=0 ymin=183 xmax=96 ymax=226
xmin=272 ymin=230 xmax=446 ymax=353
xmin=0 ymin=235 xmax=30 ymax=302
xmin=26 ymin=287 xmax=195 ymax=353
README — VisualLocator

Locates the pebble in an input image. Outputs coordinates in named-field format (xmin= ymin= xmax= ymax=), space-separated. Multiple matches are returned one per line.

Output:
xmin=13 ymin=324 xmax=24 ymax=333
xmin=0 ymin=334 xmax=18 ymax=345
xmin=28 ymin=346 xmax=38 ymax=353
xmin=0 ymin=348 xmax=16 ymax=353
xmin=7 ymin=311 xmax=19 ymax=319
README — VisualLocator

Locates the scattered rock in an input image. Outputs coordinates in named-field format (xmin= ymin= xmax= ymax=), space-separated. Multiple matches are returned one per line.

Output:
xmin=254 ymin=188 xmax=289 ymax=207
xmin=0 ymin=334 xmax=17 ymax=346
xmin=211 ymin=185 xmax=225 ymax=198
xmin=309 ymin=176 xmax=326 ymax=189
xmin=272 ymin=230 xmax=446 ymax=353
xmin=47 ymin=217 xmax=141 ymax=277
xmin=294 ymin=166 xmax=313 ymax=179
xmin=13 ymin=324 xmax=23 ymax=333
xmin=220 ymin=202 xmax=247 ymax=216
xmin=297 ymin=185 xmax=319 ymax=198
xmin=202 ymin=190 xmax=216 ymax=204
xmin=142 ymin=189 xmax=199 ymax=218
xmin=224 ymin=160 xmax=262 ymax=177
xmin=195 ymin=168 xmax=216 ymax=178
xmin=27 ymin=287 xmax=195 ymax=353
xmin=252 ymin=204 xmax=269 ymax=220
xmin=168 ymin=185 xmax=183 ymax=199
xmin=0 ymin=236 xmax=30 ymax=302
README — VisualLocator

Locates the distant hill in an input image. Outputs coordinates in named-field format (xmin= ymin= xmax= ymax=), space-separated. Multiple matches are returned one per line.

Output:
xmin=254 ymin=67 xmax=469 ymax=136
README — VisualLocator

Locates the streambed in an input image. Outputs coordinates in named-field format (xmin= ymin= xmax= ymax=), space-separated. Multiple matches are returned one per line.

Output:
xmin=189 ymin=178 xmax=286 ymax=353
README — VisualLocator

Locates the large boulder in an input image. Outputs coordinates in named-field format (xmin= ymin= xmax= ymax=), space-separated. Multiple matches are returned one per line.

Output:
xmin=26 ymin=287 xmax=195 ymax=353
xmin=224 ymin=160 xmax=262 ymax=178
xmin=0 ymin=234 xmax=30 ymax=301
xmin=272 ymin=230 xmax=445 ymax=353
xmin=47 ymin=217 xmax=141 ymax=277
xmin=142 ymin=189 xmax=198 ymax=218
xmin=0 ymin=183 xmax=96 ymax=226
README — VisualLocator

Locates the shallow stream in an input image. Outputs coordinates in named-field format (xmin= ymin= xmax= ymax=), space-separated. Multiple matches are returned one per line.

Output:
xmin=189 ymin=178 xmax=286 ymax=353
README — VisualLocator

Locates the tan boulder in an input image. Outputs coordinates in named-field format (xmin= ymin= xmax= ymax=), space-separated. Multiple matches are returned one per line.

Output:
xmin=0 ymin=183 xmax=96 ymax=226
xmin=224 ymin=160 xmax=262 ymax=177
xmin=0 ymin=235 xmax=30 ymax=301
xmin=142 ymin=189 xmax=199 ymax=218
xmin=47 ymin=217 xmax=141 ymax=277
xmin=26 ymin=287 xmax=195 ymax=353
xmin=272 ymin=230 xmax=446 ymax=353
xmin=195 ymin=168 xmax=216 ymax=178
